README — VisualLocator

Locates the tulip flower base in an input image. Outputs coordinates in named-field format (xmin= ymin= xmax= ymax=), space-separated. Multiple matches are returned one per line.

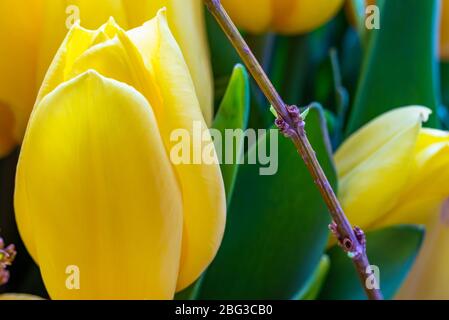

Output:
xmin=203 ymin=0 xmax=383 ymax=300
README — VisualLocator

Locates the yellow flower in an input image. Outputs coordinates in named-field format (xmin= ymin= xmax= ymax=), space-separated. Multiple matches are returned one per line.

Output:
xmin=14 ymin=10 xmax=226 ymax=300
xmin=335 ymin=106 xmax=449 ymax=299
xmin=221 ymin=0 xmax=344 ymax=35
xmin=0 ymin=0 xmax=213 ymax=158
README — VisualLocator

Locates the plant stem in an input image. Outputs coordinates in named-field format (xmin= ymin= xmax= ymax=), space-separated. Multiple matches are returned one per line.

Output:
xmin=204 ymin=0 xmax=383 ymax=300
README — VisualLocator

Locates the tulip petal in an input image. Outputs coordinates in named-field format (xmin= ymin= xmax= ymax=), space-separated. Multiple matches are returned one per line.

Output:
xmin=124 ymin=1 xmax=214 ymax=124
xmin=379 ymin=129 xmax=449 ymax=227
xmin=336 ymin=107 xmax=431 ymax=177
xmin=36 ymin=24 xmax=98 ymax=105
xmin=163 ymin=0 xmax=213 ymax=125
xmin=15 ymin=71 xmax=183 ymax=299
xmin=38 ymin=1 xmax=213 ymax=123
xmin=37 ymin=0 xmax=129 ymax=83
xmin=64 ymin=11 xmax=225 ymax=290
xmin=128 ymin=10 xmax=226 ymax=291
xmin=272 ymin=0 xmax=344 ymax=34
xmin=222 ymin=0 xmax=343 ymax=35
xmin=36 ymin=18 xmax=126 ymax=106
xmin=0 ymin=0 xmax=43 ymax=143
xmin=335 ymin=107 xmax=431 ymax=229
xmin=40 ymin=19 xmax=157 ymax=110
xmin=222 ymin=0 xmax=272 ymax=34
xmin=397 ymin=205 xmax=449 ymax=300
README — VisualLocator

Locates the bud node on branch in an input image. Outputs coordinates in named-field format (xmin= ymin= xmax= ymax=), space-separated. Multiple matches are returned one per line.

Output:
xmin=0 ymin=237 xmax=16 ymax=286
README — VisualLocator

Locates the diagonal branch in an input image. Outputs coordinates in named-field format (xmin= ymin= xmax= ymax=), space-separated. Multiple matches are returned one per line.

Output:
xmin=204 ymin=0 xmax=383 ymax=300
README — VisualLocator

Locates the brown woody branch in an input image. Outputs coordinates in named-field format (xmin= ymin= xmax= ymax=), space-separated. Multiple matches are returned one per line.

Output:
xmin=204 ymin=0 xmax=383 ymax=300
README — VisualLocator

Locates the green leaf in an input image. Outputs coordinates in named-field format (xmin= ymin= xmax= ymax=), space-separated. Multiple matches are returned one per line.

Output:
xmin=441 ymin=62 xmax=449 ymax=129
xmin=294 ymin=255 xmax=330 ymax=300
xmin=301 ymin=107 xmax=311 ymax=120
xmin=442 ymin=62 xmax=449 ymax=107
xmin=269 ymin=106 xmax=278 ymax=118
xmin=199 ymin=105 xmax=337 ymax=299
xmin=205 ymin=10 xmax=241 ymax=107
xmin=270 ymin=19 xmax=346 ymax=109
xmin=324 ymin=110 xmax=338 ymax=137
xmin=340 ymin=28 xmax=364 ymax=106
xmin=347 ymin=0 xmax=440 ymax=135
xmin=319 ymin=225 xmax=424 ymax=300
xmin=212 ymin=64 xmax=250 ymax=203
xmin=350 ymin=0 xmax=370 ymax=43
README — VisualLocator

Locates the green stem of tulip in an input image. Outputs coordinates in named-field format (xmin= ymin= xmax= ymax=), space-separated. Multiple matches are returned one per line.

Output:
xmin=204 ymin=0 xmax=384 ymax=300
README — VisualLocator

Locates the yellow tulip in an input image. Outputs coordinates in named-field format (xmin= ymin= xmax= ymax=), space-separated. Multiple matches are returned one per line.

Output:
xmin=335 ymin=106 xmax=449 ymax=299
xmin=0 ymin=0 xmax=213 ymax=158
xmin=14 ymin=10 xmax=226 ymax=300
xmin=221 ymin=0 xmax=345 ymax=35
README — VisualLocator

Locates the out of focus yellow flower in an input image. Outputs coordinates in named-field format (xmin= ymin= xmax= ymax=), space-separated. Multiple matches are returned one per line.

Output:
xmin=0 ymin=0 xmax=213 ymax=158
xmin=335 ymin=106 xmax=449 ymax=299
xmin=14 ymin=10 xmax=226 ymax=300
xmin=0 ymin=0 xmax=43 ymax=157
xmin=222 ymin=0 xmax=344 ymax=35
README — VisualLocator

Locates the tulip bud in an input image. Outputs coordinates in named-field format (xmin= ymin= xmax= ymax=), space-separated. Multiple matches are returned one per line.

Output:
xmin=335 ymin=106 xmax=449 ymax=229
xmin=38 ymin=0 xmax=213 ymax=123
xmin=336 ymin=106 xmax=449 ymax=299
xmin=0 ymin=0 xmax=213 ymax=158
xmin=222 ymin=0 xmax=344 ymax=34
xmin=15 ymin=10 xmax=226 ymax=300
